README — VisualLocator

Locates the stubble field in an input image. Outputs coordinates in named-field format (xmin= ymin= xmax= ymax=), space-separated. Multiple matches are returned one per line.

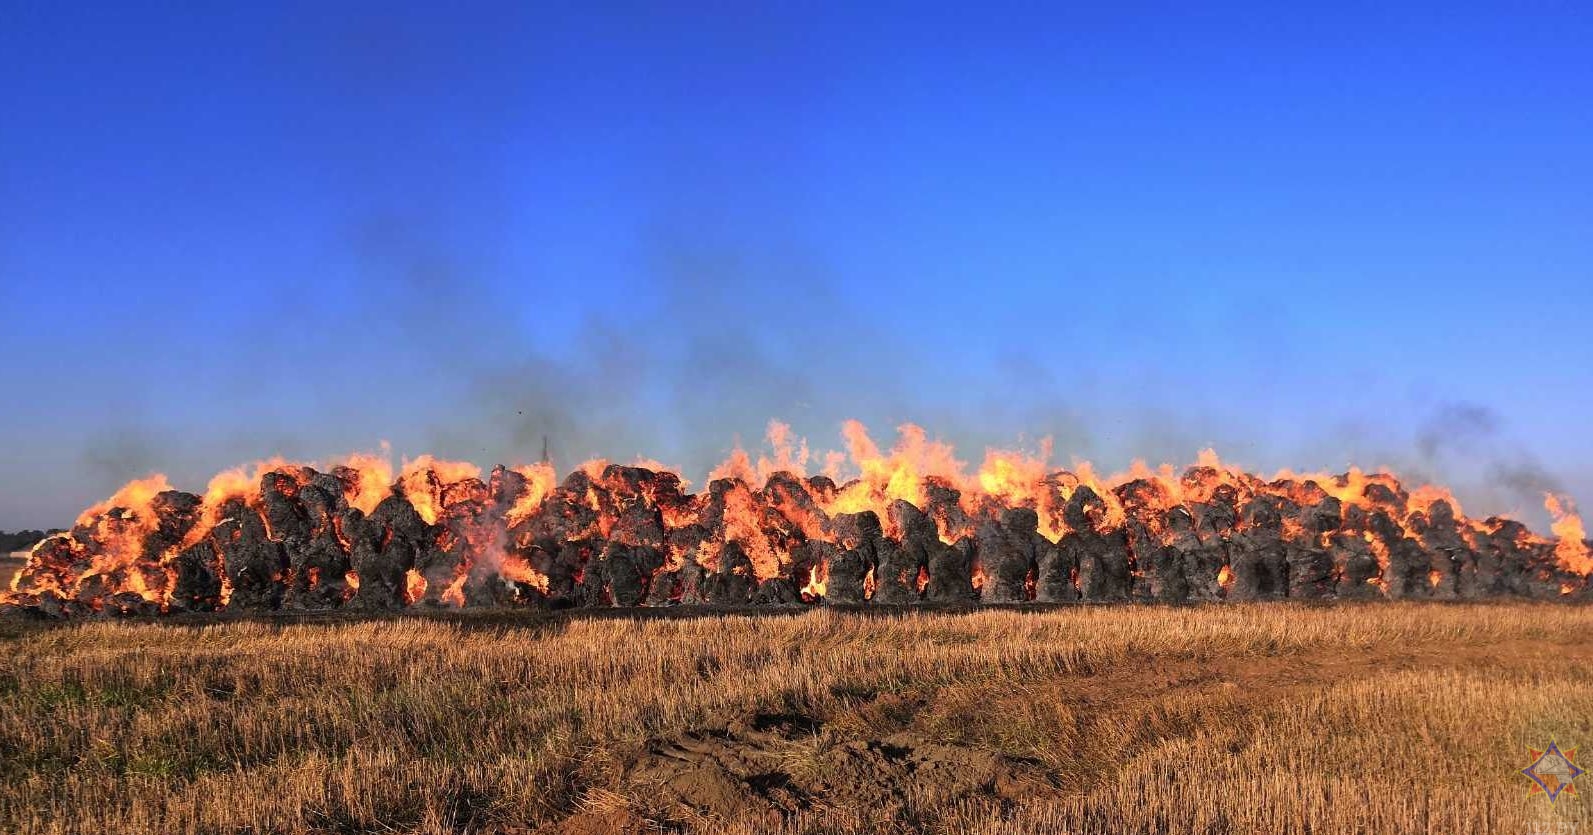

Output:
xmin=1 ymin=602 xmax=1589 ymax=834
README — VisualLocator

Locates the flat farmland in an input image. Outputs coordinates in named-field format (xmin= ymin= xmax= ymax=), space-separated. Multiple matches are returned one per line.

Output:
xmin=1 ymin=603 xmax=1589 ymax=834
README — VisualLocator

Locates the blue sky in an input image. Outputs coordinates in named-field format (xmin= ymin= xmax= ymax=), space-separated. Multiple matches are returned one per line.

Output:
xmin=1 ymin=2 xmax=1590 ymax=528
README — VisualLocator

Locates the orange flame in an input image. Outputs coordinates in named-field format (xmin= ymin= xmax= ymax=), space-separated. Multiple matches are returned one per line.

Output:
xmin=1545 ymin=494 xmax=1592 ymax=576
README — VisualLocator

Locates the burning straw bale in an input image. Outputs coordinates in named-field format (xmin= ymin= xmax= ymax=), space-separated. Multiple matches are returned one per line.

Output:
xmin=4 ymin=433 xmax=1593 ymax=618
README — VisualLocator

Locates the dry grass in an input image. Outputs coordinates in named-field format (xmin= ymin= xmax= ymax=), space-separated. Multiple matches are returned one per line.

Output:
xmin=1 ymin=603 xmax=1590 ymax=834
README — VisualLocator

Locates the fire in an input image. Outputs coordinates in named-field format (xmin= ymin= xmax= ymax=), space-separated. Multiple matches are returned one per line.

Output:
xmin=499 ymin=554 xmax=550 ymax=595
xmin=1546 ymin=494 xmax=1592 ymax=576
xmin=801 ymin=564 xmax=827 ymax=601
xmin=75 ymin=473 xmax=173 ymax=529
xmin=506 ymin=462 xmax=557 ymax=526
xmin=399 ymin=456 xmax=482 ymax=525
xmin=404 ymin=569 xmax=426 ymax=604
xmin=4 ymin=418 xmax=1590 ymax=617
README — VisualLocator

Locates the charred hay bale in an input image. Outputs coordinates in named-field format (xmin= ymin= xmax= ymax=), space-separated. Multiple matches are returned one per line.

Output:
xmin=1474 ymin=517 xmax=1529 ymax=596
xmin=546 ymin=539 xmax=602 ymax=607
xmin=704 ymin=541 xmax=758 ymax=605
xmin=1034 ymin=534 xmax=1077 ymax=604
xmin=1146 ymin=508 xmax=1196 ymax=603
xmin=602 ymin=543 xmax=665 ymax=606
xmin=344 ymin=496 xmax=427 ymax=611
xmin=524 ymin=485 xmax=601 ymax=545
xmin=1120 ymin=516 xmax=1162 ymax=602
xmin=413 ymin=491 xmax=495 ymax=608
xmin=213 ymin=498 xmax=286 ymax=612
xmin=146 ymin=490 xmax=201 ymax=557
xmin=1190 ymin=495 xmax=1238 ymax=601
xmin=1484 ymin=519 xmax=1534 ymax=596
xmin=11 ymin=535 xmax=85 ymax=596
xmin=1228 ymin=499 xmax=1286 ymax=602
xmin=1368 ymin=511 xmax=1427 ymax=600
xmin=282 ymin=484 xmax=352 ymax=610
xmin=101 ymin=590 xmax=161 ymax=618
xmin=1172 ymin=504 xmax=1224 ymax=602
xmin=804 ymin=475 xmax=839 ymax=503
xmin=872 ymin=536 xmax=922 ymax=604
xmin=922 ymin=477 xmax=970 ymax=535
xmin=697 ymin=478 xmax=742 ymax=533
xmin=169 ymin=540 xmax=224 ymax=612
xmin=824 ymin=511 xmax=882 ymax=604
xmin=754 ymin=575 xmax=804 ymax=605
xmin=1329 ymin=505 xmax=1380 ymax=598
xmin=1331 ymin=533 xmax=1382 ymax=599
xmin=824 ymin=545 xmax=871 ymax=605
xmin=0 ymin=595 xmax=48 ymax=620
xmin=488 ymin=465 xmax=528 ymax=514
xmin=260 ymin=471 xmax=313 ymax=546
xmin=661 ymin=525 xmax=714 ymax=605
xmin=611 ymin=502 xmax=666 ymax=549
xmin=765 ymin=472 xmax=833 ymax=540
xmin=1520 ymin=540 xmax=1568 ymax=599
xmin=1284 ymin=497 xmax=1340 ymax=599
xmin=1361 ymin=481 xmax=1408 ymax=512
xmin=888 ymin=501 xmax=974 ymax=604
xmin=972 ymin=512 xmax=1033 ymax=604
xmin=1411 ymin=501 xmax=1475 ymax=599
xmin=927 ymin=545 xmax=978 ymax=603
xmin=1065 ymin=487 xmax=1130 ymax=602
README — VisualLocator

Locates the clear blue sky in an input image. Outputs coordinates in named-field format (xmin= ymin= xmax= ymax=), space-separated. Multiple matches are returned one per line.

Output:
xmin=1 ymin=2 xmax=1589 ymax=529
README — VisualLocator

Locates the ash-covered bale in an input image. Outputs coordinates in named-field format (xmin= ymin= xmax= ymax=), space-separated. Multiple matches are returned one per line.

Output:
xmin=1368 ymin=510 xmax=1427 ymax=599
xmin=1228 ymin=498 xmax=1286 ymax=601
xmin=344 ymin=495 xmax=428 ymax=611
xmin=1148 ymin=508 xmax=1199 ymax=603
xmin=611 ymin=501 xmax=666 ymax=549
xmin=488 ymin=465 xmax=528 ymax=515
xmin=1285 ymin=496 xmax=1340 ymax=599
xmin=213 ymin=497 xmax=286 ymax=612
xmin=753 ymin=575 xmax=804 ymax=605
xmin=145 ymin=490 xmax=202 ymax=559
xmin=765 ymin=472 xmax=833 ymax=540
xmin=873 ymin=505 xmax=926 ymax=604
xmin=283 ymin=482 xmax=352 ymax=610
xmin=1411 ymin=500 xmax=1475 ymax=599
xmin=1067 ymin=487 xmax=1130 ymax=602
xmin=1183 ymin=498 xmax=1232 ymax=601
xmin=169 ymin=540 xmax=224 ymax=612
xmin=921 ymin=477 xmax=971 ymax=538
xmin=890 ymin=500 xmax=964 ymax=603
xmin=971 ymin=509 xmax=1036 ymax=604
xmin=704 ymin=541 xmax=758 ymax=605
xmin=1331 ymin=506 xmax=1382 ymax=599
xmin=825 ymin=511 xmax=882 ymax=605
xmin=600 ymin=543 xmax=665 ymax=606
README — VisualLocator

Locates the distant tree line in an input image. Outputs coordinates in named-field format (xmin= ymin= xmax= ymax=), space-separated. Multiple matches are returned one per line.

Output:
xmin=0 ymin=531 xmax=61 ymax=554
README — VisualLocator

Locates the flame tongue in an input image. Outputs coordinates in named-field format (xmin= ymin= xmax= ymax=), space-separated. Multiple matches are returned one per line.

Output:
xmin=3 ymin=422 xmax=1589 ymax=616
